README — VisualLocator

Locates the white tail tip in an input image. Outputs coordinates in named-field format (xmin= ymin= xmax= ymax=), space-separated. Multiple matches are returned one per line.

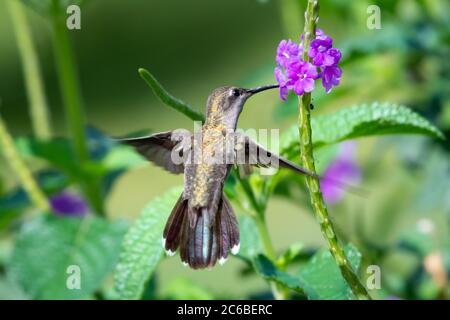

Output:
xmin=231 ymin=243 xmax=240 ymax=255
xmin=218 ymin=257 xmax=228 ymax=266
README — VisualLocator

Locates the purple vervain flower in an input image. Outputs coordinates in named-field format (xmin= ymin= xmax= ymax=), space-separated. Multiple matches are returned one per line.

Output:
xmin=286 ymin=60 xmax=318 ymax=96
xmin=50 ymin=192 xmax=88 ymax=217
xmin=321 ymin=64 xmax=342 ymax=94
xmin=276 ymin=40 xmax=300 ymax=69
xmin=274 ymin=28 xmax=342 ymax=98
xmin=321 ymin=141 xmax=361 ymax=204
xmin=274 ymin=67 xmax=289 ymax=100
xmin=300 ymin=28 xmax=329 ymax=43
xmin=308 ymin=37 xmax=335 ymax=67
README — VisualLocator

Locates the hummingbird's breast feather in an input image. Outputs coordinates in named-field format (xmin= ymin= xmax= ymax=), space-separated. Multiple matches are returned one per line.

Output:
xmin=185 ymin=126 xmax=231 ymax=207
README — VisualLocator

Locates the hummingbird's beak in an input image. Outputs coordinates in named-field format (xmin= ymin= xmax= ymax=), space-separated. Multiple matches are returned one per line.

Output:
xmin=246 ymin=84 xmax=279 ymax=96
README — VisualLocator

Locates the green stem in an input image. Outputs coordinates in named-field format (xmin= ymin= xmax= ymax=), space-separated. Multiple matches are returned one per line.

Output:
xmin=50 ymin=0 xmax=88 ymax=163
xmin=298 ymin=0 xmax=371 ymax=300
xmin=0 ymin=114 xmax=49 ymax=212
xmin=8 ymin=0 xmax=52 ymax=140
xmin=50 ymin=1 xmax=104 ymax=215
xmin=236 ymin=174 xmax=289 ymax=300
xmin=254 ymin=214 xmax=276 ymax=260
xmin=255 ymin=211 xmax=289 ymax=300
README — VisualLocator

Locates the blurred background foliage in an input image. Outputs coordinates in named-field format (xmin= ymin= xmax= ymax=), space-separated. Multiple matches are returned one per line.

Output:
xmin=0 ymin=0 xmax=449 ymax=299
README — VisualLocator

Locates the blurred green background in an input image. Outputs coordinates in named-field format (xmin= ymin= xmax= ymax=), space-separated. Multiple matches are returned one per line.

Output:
xmin=0 ymin=0 xmax=449 ymax=299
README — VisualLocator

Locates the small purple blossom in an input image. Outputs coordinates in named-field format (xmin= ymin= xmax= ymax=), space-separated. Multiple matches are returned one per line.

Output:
xmin=50 ymin=192 xmax=88 ymax=217
xmin=274 ymin=67 xmax=289 ymax=100
xmin=286 ymin=60 xmax=318 ymax=95
xmin=274 ymin=28 xmax=342 ymax=98
xmin=301 ymin=28 xmax=329 ymax=42
xmin=321 ymin=141 xmax=361 ymax=204
xmin=315 ymin=28 xmax=328 ymax=40
xmin=321 ymin=65 xmax=342 ymax=94
xmin=308 ymin=38 xmax=334 ymax=67
xmin=276 ymin=40 xmax=300 ymax=69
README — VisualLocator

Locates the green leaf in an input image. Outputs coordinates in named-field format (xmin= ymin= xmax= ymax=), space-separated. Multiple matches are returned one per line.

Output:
xmin=16 ymin=137 xmax=79 ymax=175
xmin=253 ymin=245 xmax=364 ymax=300
xmin=237 ymin=215 xmax=263 ymax=261
xmin=281 ymin=102 xmax=444 ymax=154
xmin=114 ymin=187 xmax=183 ymax=300
xmin=138 ymin=68 xmax=205 ymax=122
xmin=297 ymin=244 xmax=362 ymax=300
xmin=253 ymin=254 xmax=317 ymax=298
xmin=9 ymin=215 xmax=127 ymax=299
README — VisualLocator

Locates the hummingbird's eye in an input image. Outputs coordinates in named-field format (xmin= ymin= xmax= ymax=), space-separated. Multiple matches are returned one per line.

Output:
xmin=231 ymin=89 xmax=241 ymax=97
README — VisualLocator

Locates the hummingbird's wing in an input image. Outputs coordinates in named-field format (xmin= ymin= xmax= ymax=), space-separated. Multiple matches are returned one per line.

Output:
xmin=116 ymin=130 xmax=192 ymax=174
xmin=235 ymin=134 xmax=367 ymax=197
xmin=234 ymin=134 xmax=319 ymax=179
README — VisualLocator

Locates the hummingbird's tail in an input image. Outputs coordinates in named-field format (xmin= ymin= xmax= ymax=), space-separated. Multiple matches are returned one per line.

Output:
xmin=162 ymin=193 xmax=240 ymax=269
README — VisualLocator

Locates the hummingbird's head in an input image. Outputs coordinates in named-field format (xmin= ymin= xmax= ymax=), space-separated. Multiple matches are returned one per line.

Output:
xmin=206 ymin=84 xmax=278 ymax=129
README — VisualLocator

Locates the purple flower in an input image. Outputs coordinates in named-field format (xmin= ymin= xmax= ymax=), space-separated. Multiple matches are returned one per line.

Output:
xmin=300 ymin=28 xmax=329 ymax=43
xmin=50 ymin=192 xmax=88 ymax=217
xmin=276 ymin=40 xmax=300 ymax=68
xmin=315 ymin=28 xmax=327 ymax=40
xmin=286 ymin=60 xmax=318 ymax=95
xmin=327 ymin=48 xmax=342 ymax=64
xmin=274 ymin=29 xmax=342 ymax=99
xmin=274 ymin=67 xmax=289 ymax=100
xmin=321 ymin=65 xmax=342 ymax=93
xmin=321 ymin=141 xmax=361 ymax=204
xmin=309 ymin=38 xmax=335 ymax=67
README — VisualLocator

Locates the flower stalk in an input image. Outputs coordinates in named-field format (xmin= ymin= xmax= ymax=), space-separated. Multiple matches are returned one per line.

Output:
xmin=8 ymin=0 xmax=52 ymax=140
xmin=298 ymin=0 xmax=371 ymax=300
xmin=0 ymin=114 xmax=49 ymax=213
xmin=50 ymin=0 xmax=88 ymax=163
xmin=236 ymin=175 xmax=289 ymax=299
xmin=50 ymin=1 xmax=104 ymax=215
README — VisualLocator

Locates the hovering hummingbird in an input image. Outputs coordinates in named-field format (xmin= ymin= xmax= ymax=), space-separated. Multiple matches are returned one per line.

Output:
xmin=119 ymin=85 xmax=321 ymax=269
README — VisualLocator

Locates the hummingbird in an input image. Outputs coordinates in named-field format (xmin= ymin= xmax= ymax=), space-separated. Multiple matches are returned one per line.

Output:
xmin=118 ymin=84 xmax=321 ymax=269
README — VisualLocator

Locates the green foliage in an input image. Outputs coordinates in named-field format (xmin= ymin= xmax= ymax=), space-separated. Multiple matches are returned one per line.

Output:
xmin=0 ymin=170 xmax=68 ymax=229
xmin=138 ymin=68 xmax=205 ymax=122
xmin=253 ymin=254 xmax=313 ymax=296
xmin=277 ymin=243 xmax=304 ymax=268
xmin=17 ymin=137 xmax=78 ymax=174
xmin=14 ymin=129 xmax=142 ymax=214
xmin=298 ymin=244 xmax=362 ymax=300
xmin=2 ymin=0 xmax=448 ymax=301
xmin=237 ymin=215 xmax=263 ymax=262
xmin=114 ymin=187 xmax=182 ymax=300
xmin=9 ymin=214 xmax=126 ymax=299
xmin=254 ymin=244 xmax=362 ymax=300
xmin=281 ymin=102 xmax=444 ymax=155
